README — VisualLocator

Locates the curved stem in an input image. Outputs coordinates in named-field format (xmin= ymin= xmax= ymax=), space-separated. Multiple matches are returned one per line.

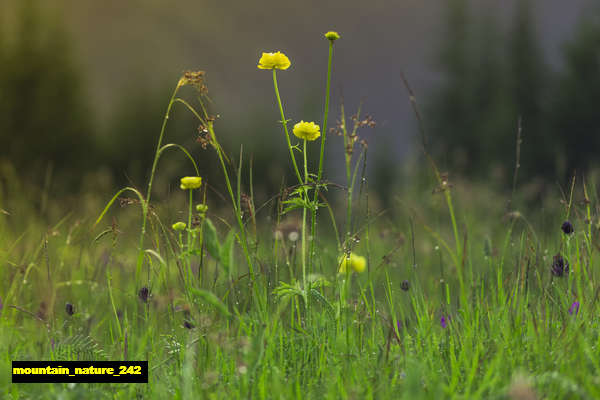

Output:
xmin=272 ymin=69 xmax=303 ymax=185
xmin=136 ymin=83 xmax=181 ymax=284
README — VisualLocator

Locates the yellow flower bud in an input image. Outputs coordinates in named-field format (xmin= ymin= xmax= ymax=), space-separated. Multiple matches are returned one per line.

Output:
xmin=292 ymin=121 xmax=321 ymax=141
xmin=338 ymin=252 xmax=367 ymax=274
xmin=324 ymin=31 xmax=341 ymax=41
xmin=172 ymin=222 xmax=187 ymax=231
xmin=196 ymin=204 xmax=208 ymax=213
xmin=180 ymin=176 xmax=202 ymax=190
xmin=257 ymin=52 xmax=291 ymax=70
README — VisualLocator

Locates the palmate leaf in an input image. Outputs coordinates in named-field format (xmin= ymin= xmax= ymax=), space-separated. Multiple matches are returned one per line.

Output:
xmin=273 ymin=281 xmax=306 ymax=305
xmin=53 ymin=335 xmax=105 ymax=361
xmin=282 ymin=197 xmax=309 ymax=214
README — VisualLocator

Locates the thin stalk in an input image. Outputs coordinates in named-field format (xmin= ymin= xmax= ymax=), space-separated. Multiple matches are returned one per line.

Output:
xmin=317 ymin=41 xmax=334 ymax=182
xmin=187 ymin=189 xmax=193 ymax=286
xmin=272 ymin=69 xmax=303 ymax=185
xmin=310 ymin=40 xmax=335 ymax=268
xmin=302 ymin=139 xmax=308 ymax=290
xmin=207 ymin=122 xmax=256 ymax=281
xmin=136 ymin=83 xmax=181 ymax=284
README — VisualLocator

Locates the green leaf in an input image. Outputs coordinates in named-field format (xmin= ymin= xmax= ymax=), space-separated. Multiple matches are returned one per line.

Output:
xmin=204 ymin=218 xmax=221 ymax=261
xmin=219 ymin=229 xmax=236 ymax=274
xmin=144 ymin=249 xmax=166 ymax=266
xmin=190 ymin=287 xmax=231 ymax=318
xmin=309 ymin=288 xmax=336 ymax=321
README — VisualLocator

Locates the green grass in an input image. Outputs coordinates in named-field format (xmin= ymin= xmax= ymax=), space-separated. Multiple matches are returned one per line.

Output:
xmin=1 ymin=32 xmax=600 ymax=399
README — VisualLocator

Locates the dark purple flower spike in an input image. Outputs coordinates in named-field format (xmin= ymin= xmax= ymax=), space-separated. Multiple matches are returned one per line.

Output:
xmin=561 ymin=221 xmax=574 ymax=235
xmin=569 ymin=301 xmax=580 ymax=315
xmin=441 ymin=315 xmax=450 ymax=328
xmin=551 ymin=254 xmax=569 ymax=277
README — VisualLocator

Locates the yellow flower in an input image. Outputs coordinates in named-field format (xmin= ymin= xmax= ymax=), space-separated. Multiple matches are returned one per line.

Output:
xmin=338 ymin=253 xmax=367 ymax=274
xmin=324 ymin=31 xmax=341 ymax=41
xmin=293 ymin=121 xmax=321 ymax=141
xmin=257 ymin=52 xmax=291 ymax=70
xmin=172 ymin=222 xmax=187 ymax=231
xmin=180 ymin=176 xmax=202 ymax=190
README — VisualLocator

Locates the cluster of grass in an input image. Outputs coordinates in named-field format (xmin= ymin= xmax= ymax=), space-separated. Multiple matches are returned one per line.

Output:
xmin=1 ymin=32 xmax=600 ymax=399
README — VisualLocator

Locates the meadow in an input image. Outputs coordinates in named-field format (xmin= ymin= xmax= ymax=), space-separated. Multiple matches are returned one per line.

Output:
xmin=1 ymin=32 xmax=599 ymax=399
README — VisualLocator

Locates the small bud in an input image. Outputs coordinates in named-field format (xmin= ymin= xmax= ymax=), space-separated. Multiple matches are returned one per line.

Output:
xmin=65 ymin=303 xmax=74 ymax=316
xmin=180 ymin=176 xmax=202 ymax=190
xmin=172 ymin=222 xmax=187 ymax=231
xmin=196 ymin=204 xmax=208 ymax=214
xmin=324 ymin=31 xmax=341 ymax=41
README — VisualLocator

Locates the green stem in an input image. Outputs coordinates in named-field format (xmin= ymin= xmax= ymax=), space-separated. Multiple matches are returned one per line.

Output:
xmin=208 ymin=122 xmax=256 ymax=281
xmin=317 ymin=41 xmax=334 ymax=183
xmin=187 ymin=189 xmax=193 ymax=286
xmin=136 ymin=83 xmax=181 ymax=285
xmin=310 ymin=40 xmax=335 ymax=268
xmin=302 ymin=139 xmax=308 ymax=290
xmin=272 ymin=69 xmax=303 ymax=185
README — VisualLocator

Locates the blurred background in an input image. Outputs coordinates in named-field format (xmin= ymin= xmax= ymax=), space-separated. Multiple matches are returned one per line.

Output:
xmin=0 ymin=0 xmax=599 ymax=215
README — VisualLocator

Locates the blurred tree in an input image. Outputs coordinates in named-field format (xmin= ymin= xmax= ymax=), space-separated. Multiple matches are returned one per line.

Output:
xmin=551 ymin=13 xmax=600 ymax=177
xmin=429 ymin=0 xmax=551 ymax=184
xmin=506 ymin=0 xmax=552 ymax=179
xmin=428 ymin=0 xmax=476 ymax=174
xmin=470 ymin=12 xmax=513 ymax=178
xmin=0 ymin=1 xmax=94 ymax=188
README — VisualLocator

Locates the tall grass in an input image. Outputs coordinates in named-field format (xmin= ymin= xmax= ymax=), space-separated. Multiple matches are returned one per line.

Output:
xmin=0 ymin=31 xmax=599 ymax=400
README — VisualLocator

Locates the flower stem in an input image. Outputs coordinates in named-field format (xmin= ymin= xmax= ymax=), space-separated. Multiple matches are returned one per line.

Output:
xmin=136 ymin=82 xmax=181 ymax=285
xmin=302 ymin=139 xmax=308 ymax=291
xmin=310 ymin=40 xmax=335 ymax=269
xmin=317 ymin=41 xmax=334 ymax=182
xmin=272 ymin=69 xmax=303 ymax=185
xmin=187 ymin=188 xmax=193 ymax=286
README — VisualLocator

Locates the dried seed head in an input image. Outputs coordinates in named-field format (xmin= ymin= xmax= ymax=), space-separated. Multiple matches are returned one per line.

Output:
xmin=179 ymin=70 xmax=208 ymax=94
